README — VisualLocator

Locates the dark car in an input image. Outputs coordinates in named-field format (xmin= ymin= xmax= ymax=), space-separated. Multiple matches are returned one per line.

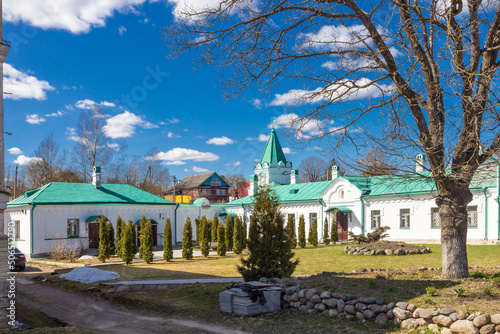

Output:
xmin=10 ymin=248 xmax=26 ymax=271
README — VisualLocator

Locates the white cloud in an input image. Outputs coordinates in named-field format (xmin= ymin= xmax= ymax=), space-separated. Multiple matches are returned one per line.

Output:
xmin=233 ymin=161 xmax=241 ymax=166
xmin=103 ymin=111 xmax=152 ymax=138
xmin=167 ymin=131 xmax=181 ymax=138
xmin=65 ymin=127 xmax=86 ymax=144
xmin=4 ymin=0 xmax=150 ymax=34
xmin=166 ymin=0 xmax=258 ymax=22
xmin=45 ymin=110 xmax=65 ymax=117
xmin=258 ymin=134 xmax=269 ymax=142
xmin=75 ymin=99 xmax=116 ymax=110
xmin=192 ymin=166 xmax=209 ymax=173
xmin=107 ymin=143 xmax=120 ymax=151
xmin=268 ymin=78 xmax=395 ymax=107
xmin=156 ymin=148 xmax=219 ymax=164
xmin=13 ymin=155 xmax=42 ymax=166
xmin=206 ymin=136 xmax=235 ymax=145
xmin=26 ymin=114 xmax=46 ymax=124
xmin=8 ymin=147 xmax=23 ymax=155
xmin=269 ymin=113 xmax=330 ymax=139
xmin=251 ymin=98 xmax=263 ymax=109
xmin=118 ymin=25 xmax=127 ymax=35
xmin=167 ymin=118 xmax=180 ymax=124
xmin=163 ymin=160 xmax=186 ymax=165
xmin=282 ymin=147 xmax=295 ymax=154
xmin=4 ymin=64 xmax=55 ymax=100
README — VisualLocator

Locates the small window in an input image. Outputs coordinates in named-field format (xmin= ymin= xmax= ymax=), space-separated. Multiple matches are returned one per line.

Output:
xmin=467 ymin=206 xmax=478 ymax=227
xmin=431 ymin=208 xmax=440 ymax=228
xmin=400 ymin=209 xmax=410 ymax=228
xmin=67 ymin=219 xmax=79 ymax=238
xmin=14 ymin=220 xmax=20 ymax=239
xmin=371 ymin=210 xmax=381 ymax=229
xmin=217 ymin=189 xmax=226 ymax=196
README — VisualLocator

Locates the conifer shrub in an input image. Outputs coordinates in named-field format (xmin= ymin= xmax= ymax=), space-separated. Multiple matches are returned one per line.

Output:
xmin=286 ymin=215 xmax=296 ymax=248
xmin=331 ymin=218 xmax=339 ymax=244
xmin=241 ymin=218 xmax=247 ymax=249
xmin=194 ymin=217 xmax=201 ymax=245
xmin=298 ymin=215 xmax=306 ymax=248
xmin=138 ymin=214 xmax=148 ymax=259
xmin=201 ymin=217 xmax=210 ymax=257
xmin=233 ymin=215 xmax=243 ymax=254
xmin=115 ymin=216 xmax=125 ymax=257
xmin=212 ymin=213 xmax=219 ymax=245
xmin=323 ymin=217 xmax=330 ymax=245
xmin=121 ymin=223 xmax=135 ymax=265
xmin=182 ymin=216 xmax=193 ymax=259
xmin=308 ymin=217 xmax=318 ymax=247
xmin=225 ymin=216 xmax=234 ymax=251
xmin=217 ymin=223 xmax=226 ymax=256
xmin=238 ymin=189 xmax=298 ymax=281
xmin=163 ymin=217 xmax=173 ymax=261
xmin=128 ymin=219 xmax=137 ymax=254
xmin=98 ymin=215 xmax=109 ymax=262
xmin=139 ymin=221 xmax=154 ymax=263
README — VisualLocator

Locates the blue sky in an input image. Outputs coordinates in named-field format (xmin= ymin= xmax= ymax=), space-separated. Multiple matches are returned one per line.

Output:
xmin=2 ymin=0 xmax=392 ymax=181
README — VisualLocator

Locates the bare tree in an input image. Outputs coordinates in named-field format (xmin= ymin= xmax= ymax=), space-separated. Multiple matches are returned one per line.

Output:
xmin=222 ymin=174 xmax=246 ymax=198
xmin=356 ymin=148 xmax=397 ymax=177
xmin=24 ymin=133 xmax=64 ymax=188
xmin=299 ymin=156 xmax=328 ymax=182
xmin=139 ymin=148 xmax=171 ymax=196
xmin=165 ymin=0 xmax=500 ymax=278
xmin=73 ymin=109 xmax=112 ymax=182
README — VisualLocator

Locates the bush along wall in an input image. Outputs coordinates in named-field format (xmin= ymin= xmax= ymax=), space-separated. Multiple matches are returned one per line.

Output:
xmin=281 ymin=285 xmax=500 ymax=332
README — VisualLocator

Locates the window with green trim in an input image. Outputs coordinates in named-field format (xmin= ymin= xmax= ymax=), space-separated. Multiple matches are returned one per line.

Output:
xmin=400 ymin=209 xmax=410 ymax=228
xmin=14 ymin=220 xmax=20 ymax=239
xmin=467 ymin=206 xmax=478 ymax=227
xmin=67 ymin=219 xmax=79 ymax=237
xmin=431 ymin=208 xmax=440 ymax=228
xmin=371 ymin=210 xmax=381 ymax=229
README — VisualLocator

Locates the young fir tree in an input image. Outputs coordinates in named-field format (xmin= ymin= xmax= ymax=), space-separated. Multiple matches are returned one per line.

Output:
xmin=194 ymin=217 xmax=201 ymax=245
xmin=225 ymin=216 xmax=234 ymax=251
xmin=128 ymin=219 xmax=137 ymax=255
xmin=323 ymin=217 xmax=330 ymax=245
xmin=139 ymin=221 xmax=154 ymax=263
xmin=216 ymin=223 xmax=226 ymax=256
xmin=107 ymin=221 xmax=115 ymax=257
xmin=182 ymin=216 xmax=193 ymax=259
xmin=212 ymin=213 xmax=219 ymax=245
xmin=308 ymin=217 xmax=318 ymax=247
xmin=121 ymin=223 xmax=135 ymax=265
xmin=98 ymin=215 xmax=109 ymax=262
xmin=286 ymin=215 xmax=296 ymax=248
xmin=241 ymin=218 xmax=247 ymax=249
xmin=163 ymin=217 xmax=173 ymax=261
xmin=233 ymin=215 xmax=243 ymax=254
xmin=200 ymin=217 xmax=210 ymax=257
xmin=331 ymin=218 xmax=339 ymax=244
xmin=238 ymin=189 xmax=298 ymax=281
xmin=115 ymin=215 xmax=125 ymax=257
xmin=138 ymin=214 xmax=148 ymax=259
xmin=298 ymin=215 xmax=306 ymax=248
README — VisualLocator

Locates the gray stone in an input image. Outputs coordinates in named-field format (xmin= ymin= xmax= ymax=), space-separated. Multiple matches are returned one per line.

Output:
xmin=298 ymin=305 xmax=308 ymax=312
xmin=298 ymin=289 xmax=306 ymax=298
xmin=439 ymin=308 xmax=457 ymax=316
xmin=375 ymin=299 xmax=385 ymax=305
xmin=491 ymin=314 xmax=500 ymax=325
xmin=401 ymin=318 xmax=418 ymax=329
xmin=396 ymin=302 xmax=409 ymax=310
xmin=345 ymin=305 xmax=356 ymax=315
xmin=479 ymin=324 xmax=495 ymax=334
xmin=339 ymin=294 xmax=347 ymax=301
xmin=359 ymin=297 xmax=376 ymax=304
xmin=435 ymin=315 xmax=454 ymax=327
xmin=428 ymin=323 xmax=440 ymax=333
xmin=387 ymin=302 xmax=396 ymax=310
xmin=374 ymin=313 xmax=388 ymax=325
xmin=300 ymin=297 xmax=307 ymax=305
xmin=285 ymin=286 xmax=297 ymax=295
xmin=395 ymin=249 xmax=406 ymax=255
xmin=385 ymin=249 xmax=393 ymax=255
xmin=290 ymin=292 xmax=300 ymax=302
xmin=259 ymin=277 xmax=269 ymax=283
xmin=314 ymin=303 xmax=326 ymax=312
xmin=337 ymin=299 xmax=345 ymax=312
xmin=270 ymin=278 xmax=283 ymax=284
xmin=306 ymin=309 xmax=318 ymax=316
xmin=323 ymin=298 xmax=338 ymax=308
xmin=376 ymin=249 xmax=386 ymax=255
xmin=328 ymin=309 xmax=339 ymax=317
xmin=305 ymin=288 xmax=318 ymax=300
xmin=356 ymin=312 xmax=365 ymax=321
xmin=320 ymin=291 xmax=331 ymax=299
xmin=450 ymin=320 xmax=479 ymax=334
xmin=387 ymin=310 xmax=394 ymax=319
xmin=393 ymin=307 xmax=411 ymax=320
xmin=408 ymin=304 xmax=416 ymax=312
xmin=450 ymin=313 xmax=459 ymax=321
xmin=458 ymin=311 xmax=470 ymax=320
xmin=346 ymin=295 xmax=357 ymax=301
xmin=419 ymin=308 xmax=439 ymax=319
xmin=495 ymin=324 xmax=500 ymax=332
xmin=417 ymin=318 xmax=430 ymax=327
xmin=310 ymin=294 xmax=321 ymax=304
xmin=283 ymin=294 xmax=291 ymax=303
xmin=363 ymin=310 xmax=375 ymax=320
xmin=331 ymin=292 xmax=341 ymax=299
xmin=355 ymin=303 xmax=367 ymax=312
xmin=372 ymin=304 xmax=388 ymax=315
xmin=290 ymin=301 xmax=301 ymax=308
xmin=345 ymin=314 xmax=354 ymax=320
xmin=442 ymin=328 xmax=453 ymax=334
xmin=474 ymin=315 xmax=491 ymax=328
xmin=306 ymin=301 xmax=315 ymax=310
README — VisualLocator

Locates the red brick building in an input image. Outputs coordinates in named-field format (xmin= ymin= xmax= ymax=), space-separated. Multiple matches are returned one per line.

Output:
xmin=167 ymin=172 xmax=230 ymax=203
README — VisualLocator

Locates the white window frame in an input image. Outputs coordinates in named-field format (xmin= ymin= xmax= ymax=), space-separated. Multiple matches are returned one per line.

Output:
xmin=400 ymin=209 xmax=410 ymax=228
xmin=67 ymin=219 xmax=80 ymax=238
xmin=431 ymin=208 xmax=440 ymax=228
xmin=371 ymin=210 xmax=381 ymax=229
xmin=467 ymin=206 xmax=478 ymax=228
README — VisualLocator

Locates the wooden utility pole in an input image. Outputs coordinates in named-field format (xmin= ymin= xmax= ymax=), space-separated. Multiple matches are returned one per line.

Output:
xmin=13 ymin=164 xmax=17 ymax=198
xmin=172 ymin=176 xmax=176 ymax=203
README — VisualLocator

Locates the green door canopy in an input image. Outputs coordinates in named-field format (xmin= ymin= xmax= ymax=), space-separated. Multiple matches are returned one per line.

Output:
xmin=134 ymin=219 xmax=159 ymax=225
xmin=325 ymin=206 xmax=352 ymax=213
xmin=85 ymin=215 xmax=109 ymax=222
xmin=218 ymin=211 xmax=236 ymax=217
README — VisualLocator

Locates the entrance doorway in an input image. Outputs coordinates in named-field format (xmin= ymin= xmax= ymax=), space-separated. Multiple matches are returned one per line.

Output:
xmin=336 ymin=211 xmax=349 ymax=241
xmin=88 ymin=222 xmax=100 ymax=248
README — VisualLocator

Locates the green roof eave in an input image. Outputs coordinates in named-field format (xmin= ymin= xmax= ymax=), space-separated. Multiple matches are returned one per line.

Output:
xmin=85 ymin=215 xmax=109 ymax=222
xmin=8 ymin=201 xmax=174 ymax=207
xmin=326 ymin=206 xmax=352 ymax=212
xmin=218 ymin=211 xmax=236 ymax=217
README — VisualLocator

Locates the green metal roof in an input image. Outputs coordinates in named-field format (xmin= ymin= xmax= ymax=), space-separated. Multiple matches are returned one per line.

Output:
xmin=225 ymin=180 xmax=332 ymax=206
xmin=326 ymin=206 xmax=352 ymax=212
xmin=8 ymin=182 xmax=175 ymax=207
xmin=259 ymin=128 xmax=287 ymax=165
xmin=85 ymin=215 xmax=109 ymax=222
xmin=218 ymin=211 xmax=236 ymax=217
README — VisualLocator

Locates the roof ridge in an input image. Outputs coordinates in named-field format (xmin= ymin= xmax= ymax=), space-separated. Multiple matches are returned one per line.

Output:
xmin=27 ymin=183 xmax=52 ymax=203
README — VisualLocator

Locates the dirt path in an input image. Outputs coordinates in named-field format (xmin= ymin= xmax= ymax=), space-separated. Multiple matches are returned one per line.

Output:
xmin=17 ymin=276 xmax=250 ymax=334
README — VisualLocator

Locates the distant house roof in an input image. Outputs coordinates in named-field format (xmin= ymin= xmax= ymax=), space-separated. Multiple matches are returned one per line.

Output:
xmin=259 ymin=127 xmax=288 ymax=165
xmin=174 ymin=172 xmax=229 ymax=190
xmin=8 ymin=182 xmax=175 ymax=207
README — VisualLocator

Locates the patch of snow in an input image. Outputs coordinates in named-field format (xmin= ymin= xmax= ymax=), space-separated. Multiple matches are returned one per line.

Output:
xmin=60 ymin=267 xmax=120 ymax=284
xmin=79 ymin=255 xmax=96 ymax=260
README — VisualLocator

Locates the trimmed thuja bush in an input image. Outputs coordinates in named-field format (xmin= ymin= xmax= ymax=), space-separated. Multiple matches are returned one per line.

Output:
xmin=139 ymin=220 xmax=154 ymax=263
xmin=308 ymin=218 xmax=318 ymax=247
xmin=298 ymin=215 xmax=306 ymax=248
xmin=138 ymin=214 xmax=148 ymax=259
xmin=121 ymin=222 xmax=135 ymax=265
xmin=331 ymin=218 xmax=338 ymax=244
xmin=241 ymin=219 xmax=247 ymax=249
xmin=217 ymin=222 xmax=226 ymax=256
xmin=163 ymin=217 xmax=173 ymax=261
xmin=286 ymin=215 xmax=296 ymax=248
xmin=182 ymin=216 xmax=193 ymax=259
xmin=128 ymin=219 xmax=137 ymax=254
xmin=107 ymin=221 xmax=115 ymax=256
xmin=201 ymin=216 xmax=210 ymax=257
xmin=238 ymin=189 xmax=298 ymax=281
xmin=115 ymin=215 xmax=125 ymax=257
xmin=233 ymin=215 xmax=243 ymax=254
xmin=212 ymin=213 xmax=219 ymax=245
xmin=194 ymin=217 xmax=201 ymax=245
xmin=323 ymin=217 xmax=330 ymax=245
xmin=98 ymin=215 xmax=110 ymax=262
xmin=225 ymin=216 xmax=234 ymax=251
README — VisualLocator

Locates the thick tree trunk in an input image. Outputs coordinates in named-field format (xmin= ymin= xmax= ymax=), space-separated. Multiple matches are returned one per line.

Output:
xmin=436 ymin=193 xmax=470 ymax=278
